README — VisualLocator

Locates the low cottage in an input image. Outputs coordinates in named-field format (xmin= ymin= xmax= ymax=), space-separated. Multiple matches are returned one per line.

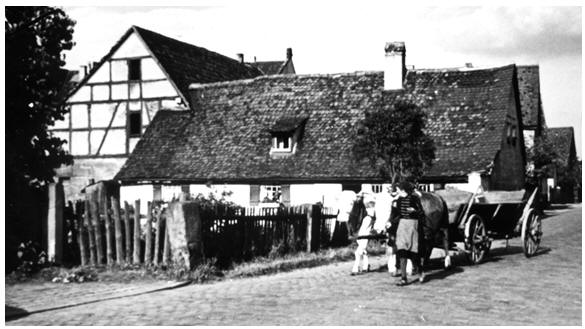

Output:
xmin=114 ymin=43 xmax=528 ymax=208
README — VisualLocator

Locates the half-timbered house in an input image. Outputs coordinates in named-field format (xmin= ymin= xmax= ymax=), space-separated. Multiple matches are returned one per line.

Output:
xmin=50 ymin=25 xmax=295 ymax=199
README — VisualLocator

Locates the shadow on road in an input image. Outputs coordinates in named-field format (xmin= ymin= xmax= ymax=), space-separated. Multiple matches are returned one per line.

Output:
xmin=425 ymin=266 xmax=464 ymax=282
xmin=5 ymin=304 xmax=29 ymax=322
xmin=487 ymin=245 xmax=552 ymax=261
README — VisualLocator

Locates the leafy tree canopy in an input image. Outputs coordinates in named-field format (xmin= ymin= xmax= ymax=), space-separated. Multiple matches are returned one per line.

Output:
xmin=6 ymin=6 xmax=75 ymax=188
xmin=353 ymin=100 xmax=436 ymax=186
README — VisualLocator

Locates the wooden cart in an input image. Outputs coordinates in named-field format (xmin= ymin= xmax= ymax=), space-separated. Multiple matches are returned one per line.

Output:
xmin=446 ymin=188 xmax=543 ymax=264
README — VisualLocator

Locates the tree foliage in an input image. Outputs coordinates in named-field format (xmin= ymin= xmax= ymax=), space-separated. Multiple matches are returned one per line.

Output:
xmin=353 ymin=100 xmax=436 ymax=186
xmin=5 ymin=7 xmax=76 ymax=267
xmin=6 ymin=6 xmax=75 ymax=189
xmin=525 ymin=132 xmax=560 ymax=186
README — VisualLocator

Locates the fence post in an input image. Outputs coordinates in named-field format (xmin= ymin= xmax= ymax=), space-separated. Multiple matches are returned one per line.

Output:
xmin=76 ymin=201 xmax=88 ymax=266
xmin=133 ymin=200 xmax=141 ymax=264
xmin=306 ymin=204 xmax=322 ymax=253
xmin=103 ymin=197 xmax=114 ymax=265
xmin=111 ymin=196 xmax=124 ymax=265
xmin=153 ymin=206 xmax=162 ymax=265
xmin=46 ymin=182 xmax=64 ymax=263
xmin=145 ymin=201 xmax=153 ymax=265
xmin=90 ymin=199 xmax=104 ymax=264
xmin=124 ymin=201 xmax=132 ymax=264
xmin=84 ymin=199 xmax=97 ymax=266
xmin=163 ymin=224 xmax=171 ymax=265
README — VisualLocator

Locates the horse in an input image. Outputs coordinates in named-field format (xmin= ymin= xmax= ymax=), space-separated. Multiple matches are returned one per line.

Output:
xmin=340 ymin=189 xmax=451 ymax=276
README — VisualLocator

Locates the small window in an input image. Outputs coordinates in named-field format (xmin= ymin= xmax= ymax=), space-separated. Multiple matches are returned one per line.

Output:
xmin=372 ymin=184 xmax=384 ymax=193
xmin=128 ymin=59 xmax=142 ymax=81
xmin=128 ymin=111 xmax=142 ymax=137
xmin=271 ymin=133 xmax=292 ymax=152
xmin=260 ymin=185 xmax=281 ymax=203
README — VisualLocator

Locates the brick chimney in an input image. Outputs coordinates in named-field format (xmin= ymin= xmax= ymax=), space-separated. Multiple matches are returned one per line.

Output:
xmin=384 ymin=42 xmax=406 ymax=90
xmin=286 ymin=48 xmax=292 ymax=61
xmin=237 ymin=53 xmax=244 ymax=63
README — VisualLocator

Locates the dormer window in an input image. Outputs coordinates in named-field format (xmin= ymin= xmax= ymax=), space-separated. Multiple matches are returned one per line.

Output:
xmin=269 ymin=115 xmax=308 ymax=156
xmin=272 ymin=133 xmax=292 ymax=152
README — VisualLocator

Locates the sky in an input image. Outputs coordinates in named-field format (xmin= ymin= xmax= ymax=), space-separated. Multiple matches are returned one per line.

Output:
xmin=60 ymin=3 xmax=582 ymax=157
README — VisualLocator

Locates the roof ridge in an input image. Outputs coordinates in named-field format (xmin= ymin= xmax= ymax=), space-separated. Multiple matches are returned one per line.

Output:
xmin=132 ymin=25 xmax=249 ymax=69
xmin=189 ymin=71 xmax=382 ymax=90
xmin=413 ymin=64 xmax=516 ymax=73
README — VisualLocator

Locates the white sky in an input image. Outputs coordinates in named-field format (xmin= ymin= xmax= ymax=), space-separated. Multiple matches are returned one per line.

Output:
xmin=60 ymin=3 xmax=582 ymax=156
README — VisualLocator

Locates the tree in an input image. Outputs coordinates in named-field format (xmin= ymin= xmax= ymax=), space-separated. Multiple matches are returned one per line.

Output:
xmin=5 ymin=7 xmax=75 ymax=269
xmin=525 ymin=133 xmax=559 ymax=186
xmin=353 ymin=100 xmax=436 ymax=187
xmin=6 ymin=6 xmax=75 ymax=188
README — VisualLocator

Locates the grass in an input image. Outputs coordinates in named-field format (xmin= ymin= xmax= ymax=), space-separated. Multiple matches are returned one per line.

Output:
xmin=6 ymin=241 xmax=390 ymax=285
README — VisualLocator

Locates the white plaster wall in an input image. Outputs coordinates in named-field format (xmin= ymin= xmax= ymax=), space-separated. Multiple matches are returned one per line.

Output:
xmin=142 ymin=57 xmax=166 ymax=80
xmin=290 ymin=184 xmax=342 ymax=207
xmin=142 ymin=80 xmax=177 ymax=98
xmin=223 ymin=184 xmax=250 ymax=206
xmin=58 ymin=157 xmax=128 ymax=200
xmin=161 ymin=185 xmax=183 ymax=201
xmin=445 ymin=172 xmax=482 ymax=193
xmin=69 ymin=86 xmax=91 ymax=103
xmin=88 ymin=63 xmax=109 ymax=83
xmin=189 ymin=184 xmax=210 ymax=197
xmin=71 ymin=104 xmax=88 ymax=128
xmin=111 ymin=32 xmax=150 ymax=59
xmin=120 ymin=184 xmax=153 ymax=215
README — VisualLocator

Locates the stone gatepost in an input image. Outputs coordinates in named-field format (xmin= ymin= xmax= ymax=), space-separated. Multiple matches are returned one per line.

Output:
xmin=47 ymin=182 xmax=64 ymax=263
xmin=166 ymin=201 xmax=204 ymax=270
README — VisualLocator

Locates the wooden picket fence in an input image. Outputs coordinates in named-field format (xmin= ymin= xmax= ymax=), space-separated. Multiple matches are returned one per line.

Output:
xmin=67 ymin=198 xmax=342 ymax=268
xmin=71 ymin=198 xmax=170 ymax=266
xmin=200 ymin=204 xmax=339 ymax=267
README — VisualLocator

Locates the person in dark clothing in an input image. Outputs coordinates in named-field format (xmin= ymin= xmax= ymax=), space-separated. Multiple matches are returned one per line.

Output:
xmin=390 ymin=180 xmax=425 ymax=286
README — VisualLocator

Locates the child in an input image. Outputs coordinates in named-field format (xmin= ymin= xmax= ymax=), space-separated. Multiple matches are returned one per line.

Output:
xmin=351 ymin=196 xmax=376 ymax=275
xmin=391 ymin=180 xmax=425 ymax=286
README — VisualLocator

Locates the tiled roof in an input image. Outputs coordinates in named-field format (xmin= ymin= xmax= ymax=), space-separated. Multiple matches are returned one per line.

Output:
xmin=65 ymin=26 xmax=263 ymax=105
xmin=547 ymin=127 xmax=575 ymax=165
xmin=517 ymin=65 xmax=544 ymax=129
xmin=250 ymin=61 xmax=287 ymax=75
xmin=115 ymin=65 xmax=518 ymax=183
xmin=134 ymin=26 xmax=263 ymax=104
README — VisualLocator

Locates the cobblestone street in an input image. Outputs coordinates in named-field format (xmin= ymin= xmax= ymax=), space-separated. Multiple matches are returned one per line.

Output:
xmin=6 ymin=205 xmax=581 ymax=325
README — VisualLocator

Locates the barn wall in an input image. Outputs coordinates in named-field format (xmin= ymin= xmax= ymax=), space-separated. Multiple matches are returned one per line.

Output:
xmin=57 ymin=157 xmax=127 ymax=200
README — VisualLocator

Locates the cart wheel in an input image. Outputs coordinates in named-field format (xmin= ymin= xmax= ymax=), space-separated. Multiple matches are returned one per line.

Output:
xmin=464 ymin=214 xmax=490 ymax=265
xmin=521 ymin=209 xmax=542 ymax=257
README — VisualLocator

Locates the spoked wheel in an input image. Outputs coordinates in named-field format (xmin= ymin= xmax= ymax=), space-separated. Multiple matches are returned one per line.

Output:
xmin=464 ymin=214 xmax=491 ymax=265
xmin=521 ymin=209 xmax=542 ymax=257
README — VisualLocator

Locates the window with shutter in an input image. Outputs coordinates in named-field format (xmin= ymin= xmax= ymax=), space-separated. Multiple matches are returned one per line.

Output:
xmin=250 ymin=185 xmax=260 ymax=206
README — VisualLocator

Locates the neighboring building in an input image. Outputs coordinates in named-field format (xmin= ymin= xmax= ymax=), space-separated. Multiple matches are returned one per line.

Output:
xmin=248 ymin=48 xmax=296 ymax=75
xmin=50 ymin=25 xmax=294 ymax=200
xmin=546 ymin=127 xmax=580 ymax=203
xmin=114 ymin=42 xmax=528 ymax=208
xmin=517 ymin=65 xmax=546 ymax=149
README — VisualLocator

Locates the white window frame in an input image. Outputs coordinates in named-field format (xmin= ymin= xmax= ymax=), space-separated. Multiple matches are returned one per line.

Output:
xmin=260 ymin=185 xmax=282 ymax=203
xmin=271 ymin=134 xmax=293 ymax=152
xmin=371 ymin=184 xmax=384 ymax=193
